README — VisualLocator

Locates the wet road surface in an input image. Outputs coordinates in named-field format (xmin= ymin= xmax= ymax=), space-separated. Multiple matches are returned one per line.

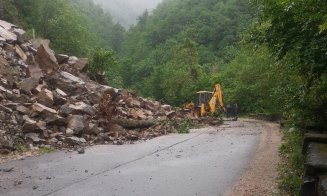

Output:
xmin=0 ymin=119 xmax=263 ymax=196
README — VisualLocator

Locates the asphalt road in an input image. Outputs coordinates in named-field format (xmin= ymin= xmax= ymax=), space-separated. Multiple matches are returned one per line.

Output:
xmin=0 ymin=119 xmax=263 ymax=196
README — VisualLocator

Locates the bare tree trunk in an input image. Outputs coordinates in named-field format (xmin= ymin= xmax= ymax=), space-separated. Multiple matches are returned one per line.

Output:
xmin=112 ymin=118 xmax=157 ymax=129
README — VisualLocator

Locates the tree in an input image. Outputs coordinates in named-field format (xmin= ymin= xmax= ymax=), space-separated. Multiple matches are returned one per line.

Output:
xmin=251 ymin=0 xmax=327 ymax=128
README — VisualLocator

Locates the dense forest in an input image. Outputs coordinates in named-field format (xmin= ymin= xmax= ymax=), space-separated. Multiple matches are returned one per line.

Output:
xmin=0 ymin=0 xmax=125 ymax=55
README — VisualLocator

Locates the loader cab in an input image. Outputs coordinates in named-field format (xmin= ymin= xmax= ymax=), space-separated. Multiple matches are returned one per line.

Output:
xmin=193 ymin=91 xmax=213 ymax=109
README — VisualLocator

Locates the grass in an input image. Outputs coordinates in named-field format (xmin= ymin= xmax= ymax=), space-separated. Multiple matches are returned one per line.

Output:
xmin=39 ymin=146 xmax=55 ymax=154
xmin=14 ymin=143 xmax=26 ymax=153
xmin=277 ymin=128 xmax=304 ymax=196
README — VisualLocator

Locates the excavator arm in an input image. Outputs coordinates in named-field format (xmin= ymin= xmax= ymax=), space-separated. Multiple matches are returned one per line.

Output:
xmin=209 ymin=84 xmax=226 ymax=113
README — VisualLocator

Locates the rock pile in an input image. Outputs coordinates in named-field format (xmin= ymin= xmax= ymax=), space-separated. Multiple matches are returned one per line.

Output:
xmin=0 ymin=20 xmax=177 ymax=154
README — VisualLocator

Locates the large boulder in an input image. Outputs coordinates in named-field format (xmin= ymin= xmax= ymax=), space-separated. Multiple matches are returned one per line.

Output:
xmin=0 ymin=26 xmax=17 ymax=42
xmin=35 ymin=43 xmax=58 ymax=73
xmin=68 ymin=102 xmax=96 ymax=116
xmin=73 ymin=58 xmax=88 ymax=72
xmin=0 ymin=130 xmax=14 ymax=152
xmin=26 ymin=64 xmax=44 ymax=79
xmin=45 ymin=114 xmax=67 ymax=126
xmin=15 ymin=45 xmax=27 ymax=62
xmin=46 ymin=71 xmax=86 ymax=95
xmin=22 ymin=116 xmax=44 ymax=133
xmin=67 ymin=115 xmax=89 ymax=135
xmin=30 ymin=103 xmax=57 ymax=118
xmin=37 ymin=89 xmax=54 ymax=107
xmin=12 ymin=28 xmax=26 ymax=43
xmin=55 ymin=54 xmax=69 ymax=64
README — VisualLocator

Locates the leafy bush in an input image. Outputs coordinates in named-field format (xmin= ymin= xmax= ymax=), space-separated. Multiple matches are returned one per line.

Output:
xmin=88 ymin=48 xmax=122 ymax=87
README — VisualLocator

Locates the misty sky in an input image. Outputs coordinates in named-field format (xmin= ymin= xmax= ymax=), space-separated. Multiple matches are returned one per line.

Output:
xmin=93 ymin=0 xmax=163 ymax=28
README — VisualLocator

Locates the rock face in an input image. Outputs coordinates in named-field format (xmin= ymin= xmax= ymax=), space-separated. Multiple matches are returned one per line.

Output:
xmin=0 ymin=19 xmax=179 ymax=155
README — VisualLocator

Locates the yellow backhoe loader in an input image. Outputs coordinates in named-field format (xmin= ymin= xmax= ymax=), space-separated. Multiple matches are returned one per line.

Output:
xmin=185 ymin=84 xmax=237 ymax=120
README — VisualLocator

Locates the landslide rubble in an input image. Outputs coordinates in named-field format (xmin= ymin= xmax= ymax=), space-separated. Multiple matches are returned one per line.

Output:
xmin=0 ymin=19 xmax=179 ymax=154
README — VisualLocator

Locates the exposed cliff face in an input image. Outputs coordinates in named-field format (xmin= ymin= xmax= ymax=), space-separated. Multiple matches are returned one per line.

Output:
xmin=93 ymin=0 xmax=163 ymax=27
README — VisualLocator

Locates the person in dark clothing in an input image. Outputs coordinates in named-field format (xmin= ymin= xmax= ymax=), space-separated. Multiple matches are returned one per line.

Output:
xmin=232 ymin=103 xmax=239 ymax=120
xmin=226 ymin=104 xmax=232 ymax=118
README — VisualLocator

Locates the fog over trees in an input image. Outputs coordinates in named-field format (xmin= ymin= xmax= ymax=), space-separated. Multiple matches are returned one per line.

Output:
xmin=93 ymin=0 xmax=163 ymax=28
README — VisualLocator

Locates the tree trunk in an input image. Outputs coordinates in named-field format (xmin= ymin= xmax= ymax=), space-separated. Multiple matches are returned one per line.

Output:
xmin=112 ymin=118 xmax=157 ymax=129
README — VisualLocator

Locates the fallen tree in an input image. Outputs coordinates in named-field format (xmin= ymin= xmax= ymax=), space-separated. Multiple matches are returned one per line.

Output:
xmin=112 ymin=118 xmax=157 ymax=129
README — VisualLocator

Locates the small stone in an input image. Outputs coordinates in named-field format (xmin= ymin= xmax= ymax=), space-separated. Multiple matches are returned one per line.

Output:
xmin=2 ymin=167 xmax=14 ymax=172
xmin=77 ymin=148 xmax=85 ymax=154
xmin=65 ymin=128 xmax=74 ymax=136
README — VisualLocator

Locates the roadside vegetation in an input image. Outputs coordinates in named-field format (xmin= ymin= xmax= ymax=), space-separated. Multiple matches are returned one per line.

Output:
xmin=278 ymin=129 xmax=304 ymax=195
xmin=39 ymin=146 xmax=55 ymax=155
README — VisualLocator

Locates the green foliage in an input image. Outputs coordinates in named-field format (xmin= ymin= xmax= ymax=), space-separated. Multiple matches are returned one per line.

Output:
xmin=170 ymin=119 xmax=194 ymax=134
xmin=39 ymin=146 xmax=55 ymax=154
xmin=278 ymin=129 xmax=304 ymax=196
xmin=14 ymin=143 xmax=25 ymax=153
xmin=3 ymin=0 xmax=125 ymax=56
xmin=250 ymin=0 xmax=327 ymax=128
xmin=119 ymin=0 xmax=255 ymax=106
xmin=46 ymin=1 xmax=96 ymax=55
xmin=89 ymin=48 xmax=122 ymax=87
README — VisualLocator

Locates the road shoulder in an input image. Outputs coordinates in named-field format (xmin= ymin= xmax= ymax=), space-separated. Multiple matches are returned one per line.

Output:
xmin=225 ymin=120 xmax=282 ymax=196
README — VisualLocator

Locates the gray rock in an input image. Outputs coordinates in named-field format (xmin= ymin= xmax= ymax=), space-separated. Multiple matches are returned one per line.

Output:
xmin=30 ymin=103 xmax=57 ymax=117
xmin=77 ymin=147 xmax=85 ymax=154
xmin=17 ymin=77 xmax=39 ymax=94
xmin=59 ymin=104 xmax=74 ymax=116
xmin=69 ymin=102 xmax=96 ymax=116
xmin=0 ymin=26 xmax=17 ymax=42
xmin=303 ymin=133 xmax=327 ymax=153
xmin=65 ymin=136 xmax=86 ymax=146
xmin=46 ymin=71 xmax=86 ymax=96
xmin=65 ymin=128 xmax=74 ymax=136
xmin=26 ymin=64 xmax=44 ymax=79
xmin=22 ymin=117 xmax=42 ymax=133
xmin=67 ymin=56 xmax=78 ymax=65
xmin=0 ymin=104 xmax=12 ymax=113
xmin=305 ymin=143 xmax=327 ymax=176
xmin=53 ymin=92 xmax=67 ymax=106
xmin=55 ymin=54 xmax=69 ymax=64
xmin=0 ymin=131 xmax=14 ymax=150
xmin=67 ymin=115 xmax=88 ymax=135
xmin=16 ymin=105 xmax=30 ymax=115
xmin=73 ymin=58 xmax=88 ymax=72
xmin=25 ymin=133 xmax=45 ymax=144
xmin=12 ymin=28 xmax=26 ymax=43
xmin=45 ymin=114 xmax=67 ymax=126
